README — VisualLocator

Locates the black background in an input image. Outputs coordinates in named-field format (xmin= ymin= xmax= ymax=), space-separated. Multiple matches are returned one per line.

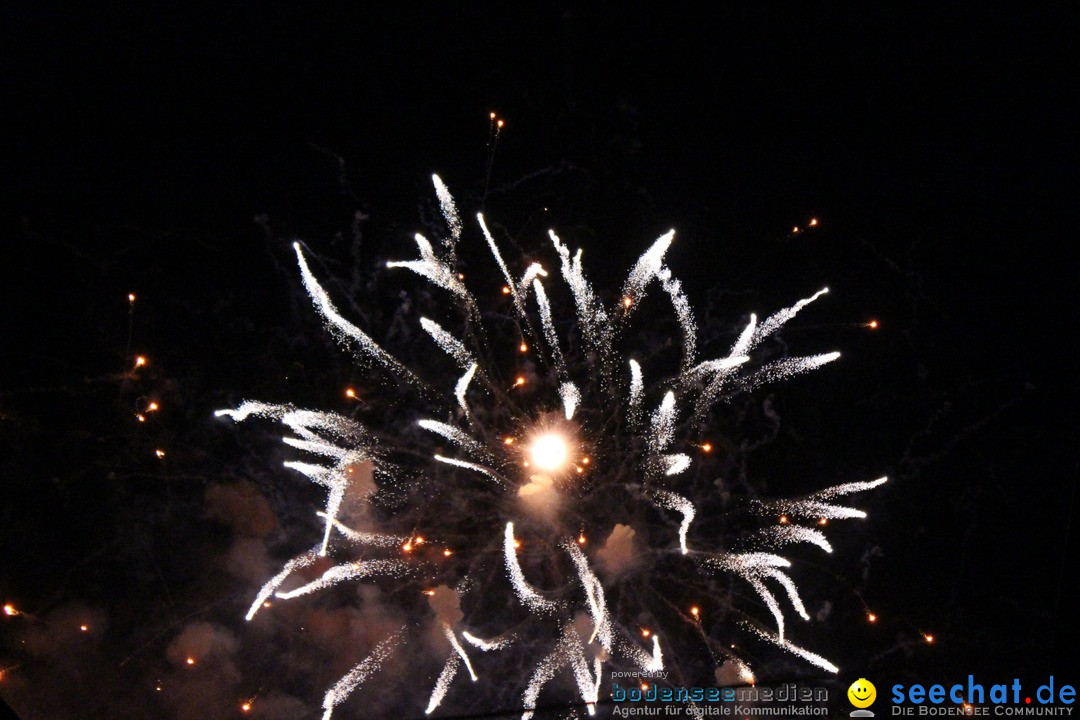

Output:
xmin=2 ymin=4 xmax=1076 ymax=718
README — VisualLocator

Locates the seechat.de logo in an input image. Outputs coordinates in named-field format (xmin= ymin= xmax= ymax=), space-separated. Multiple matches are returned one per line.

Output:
xmin=849 ymin=678 xmax=878 ymax=717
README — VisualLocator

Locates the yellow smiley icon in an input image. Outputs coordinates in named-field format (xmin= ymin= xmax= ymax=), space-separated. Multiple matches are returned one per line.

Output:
xmin=848 ymin=678 xmax=877 ymax=708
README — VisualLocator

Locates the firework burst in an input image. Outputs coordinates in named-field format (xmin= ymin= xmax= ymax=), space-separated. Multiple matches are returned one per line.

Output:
xmin=216 ymin=175 xmax=885 ymax=718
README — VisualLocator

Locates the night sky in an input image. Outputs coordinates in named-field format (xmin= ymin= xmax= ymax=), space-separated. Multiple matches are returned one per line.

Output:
xmin=2 ymin=4 xmax=1076 ymax=719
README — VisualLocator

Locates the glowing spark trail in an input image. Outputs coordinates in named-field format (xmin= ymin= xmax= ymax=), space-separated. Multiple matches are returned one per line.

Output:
xmin=293 ymin=243 xmax=417 ymax=381
xmin=216 ymin=173 xmax=885 ymax=718
xmin=505 ymin=522 xmax=565 ymax=615
xmin=321 ymin=629 xmax=402 ymax=720
xmin=622 ymin=230 xmax=674 ymax=311
xmin=651 ymin=489 xmax=696 ymax=555
xmin=432 ymin=174 xmax=462 ymax=253
xmin=387 ymin=234 xmax=474 ymax=306
xmin=420 ymin=317 xmax=474 ymax=369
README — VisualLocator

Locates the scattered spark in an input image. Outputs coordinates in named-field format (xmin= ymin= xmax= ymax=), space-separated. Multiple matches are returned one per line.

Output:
xmin=186 ymin=657 xmax=195 ymax=666
xmin=867 ymin=613 xmax=877 ymax=623
xmin=923 ymin=633 xmax=935 ymax=644
xmin=134 ymin=356 xmax=147 ymax=368
xmin=128 ymin=293 xmax=136 ymax=302
xmin=3 ymin=605 xmax=17 ymax=616
xmin=80 ymin=624 xmax=88 ymax=632
xmin=700 ymin=442 xmax=713 ymax=453
xmin=155 ymin=449 xmax=165 ymax=459
xmin=345 ymin=388 xmax=356 ymax=399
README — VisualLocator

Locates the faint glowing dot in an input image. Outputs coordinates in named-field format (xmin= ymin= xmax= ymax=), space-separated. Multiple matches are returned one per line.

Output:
xmin=641 ymin=683 xmax=648 ymax=691
xmin=581 ymin=457 xmax=590 ymax=465
xmin=80 ymin=624 xmax=88 ymax=632
xmin=575 ymin=466 xmax=583 ymax=474
xmin=522 ymin=461 xmax=530 ymax=468
xmin=514 ymin=376 xmax=526 ymax=387
xmin=443 ymin=549 xmax=453 ymax=557
xmin=147 ymin=402 xmax=159 ymax=412
xmin=134 ymin=356 xmax=147 ymax=368
xmin=136 ymin=414 xmax=146 ymax=422
xmin=793 ymin=226 xmax=800 ymax=233
xmin=457 ymin=273 xmax=465 ymax=280
xmin=423 ymin=589 xmax=436 ymax=596
xmin=578 ymin=534 xmax=586 ymax=545
xmin=700 ymin=442 xmax=713 ymax=453
xmin=817 ymin=518 xmax=828 ymax=526
xmin=622 ymin=296 xmax=633 ymax=308
xmin=414 ymin=536 xmax=425 ymax=545
xmin=690 ymin=606 xmax=700 ymax=618
xmin=186 ymin=657 xmax=195 ymax=666
xmin=3 ymin=605 xmax=16 ymax=617
xmin=155 ymin=685 xmax=162 ymax=692
xmin=497 ymin=120 xmax=504 ymax=128
xmin=529 ymin=433 xmax=569 ymax=471
xmin=503 ymin=436 xmax=515 ymax=445
xmin=779 ymin=515 xmax=790 ymax=525
xmin=513 ymin=539 xmax=522 ymax=549
xmin=641 ymin=628 xmax=651 ymax=638
xmin=519 ymin=342 xmax=528 ymax=353
xmin=128 ymin=293 xmax=136 ymax=302
xmin=923 ymin=633 xmax=935 ymax=644
xmin=501 ymin=285 xmax=511 ymax=295
xmin=867 ymin=613 xmax=878 ymax=623
xmin=241 ymin=703 xmax=252 ymax=713
xmin=155 ymin=449 xmax=166 ymax=459
xmin=345 ymin=388 xmax=356 ymax=399
xmin=868 ymin=320 xmax=879 ymax=329
xmin=262 ymin=601 xmax=272 ymax=608
xmin=809 ymin=218 xmax=819 ymax=227
xmin=489 ymin=112 xmax=496 ymax=119
xmin=403 ymin=543 xmax=413 ymax=553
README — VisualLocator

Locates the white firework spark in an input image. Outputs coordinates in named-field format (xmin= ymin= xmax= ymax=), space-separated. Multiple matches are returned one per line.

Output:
xmin=216 ymin=176 xmax=885 ymax=718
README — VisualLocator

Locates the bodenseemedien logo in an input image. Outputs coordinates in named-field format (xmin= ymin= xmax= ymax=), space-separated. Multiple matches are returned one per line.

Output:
xmin=849 ymin=678 xmax=878 ymax=717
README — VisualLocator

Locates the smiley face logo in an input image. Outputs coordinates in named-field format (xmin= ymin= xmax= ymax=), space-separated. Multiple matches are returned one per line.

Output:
xmin=848 ymin=678 xmax=877 ymax=708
